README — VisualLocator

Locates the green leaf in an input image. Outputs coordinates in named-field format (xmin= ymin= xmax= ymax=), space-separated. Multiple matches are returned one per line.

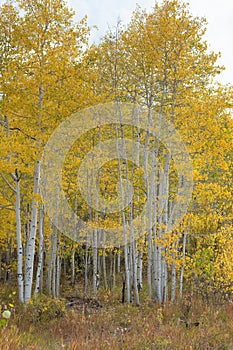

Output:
xmin=0 ymin=319 xmax=7 ymax=327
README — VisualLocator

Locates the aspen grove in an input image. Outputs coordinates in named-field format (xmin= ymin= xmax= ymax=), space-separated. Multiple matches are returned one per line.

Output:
xmin=0 ymin=0 xmax=233 ymax=309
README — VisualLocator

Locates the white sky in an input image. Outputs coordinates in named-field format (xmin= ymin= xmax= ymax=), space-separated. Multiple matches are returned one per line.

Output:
xmin=68 ymin=0 xmax=233 ymax=85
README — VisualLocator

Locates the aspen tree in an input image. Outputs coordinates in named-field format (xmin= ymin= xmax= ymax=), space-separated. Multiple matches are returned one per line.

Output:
xmin=34 ymin=205 xmax=44 ymax=294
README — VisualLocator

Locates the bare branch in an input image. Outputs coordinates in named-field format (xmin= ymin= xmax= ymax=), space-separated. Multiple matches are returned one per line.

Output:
xmin=1 ymin=173 xmax=16 ymax=193
xmin=0 ymin=204 xmax=14 ymax=211
xmin=0 ymin=120 xmax=37 ymax=141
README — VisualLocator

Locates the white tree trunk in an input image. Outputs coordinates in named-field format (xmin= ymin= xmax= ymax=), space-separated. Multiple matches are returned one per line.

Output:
xmin=71 ymin=244 xmax=75 ymax=286
xmin=179 ymin=233 xmax=187 ymax=300
xmin=24 ymin=160 xmax=40 ymax=302
xmin=102 ymin=249 xmax=107 ymax=290
xmin=117 ymin=246 xmax=121 ymax=274
xmin=51 ymin=225 xmax=57 ymax=298
xmin=137 ymin=249 xmax=143 ymax=291
xmin=14 ymin=174 xmax=24 ymax=303
xmin=93 ymin=229 xmax=98 ymax=298
xmin=115 ymin=123 xmax=131 ymax=303
xmin=156 ymin=167 xmax=165 ymax=303
xmin=56 ymin=231 xmax=61 ymax=298
xmin=171 ymin=253 xmax=176 ymax=302
xmin=113 ymin=251 xmax=116 ymax=291
xmin=84 ymin=244 xmax=90 ymax=294
xmin=34 ymin=205 xmax=44 ymax=295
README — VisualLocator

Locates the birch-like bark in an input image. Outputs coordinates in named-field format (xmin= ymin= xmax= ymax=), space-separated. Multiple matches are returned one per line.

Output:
xmin=137 ymin=249 xmax=143 ymax=291
xmin=152 ymin=226 xmax=157 ymax=296
xmin=84 ymin=243 xmax=90 ymax=294
xmin=113 ymin=251 xmax=116 ymax=291
xmin=128 ymin=155 xmax=139 ymax=304
xmin=46 ymin=187 xmax=58 ymax=297
xmin=179 ymin=233 xmax=187 ymax=300
xmin=46 ymin=238 xmax=53 ymax=295
xmin=102 ymin=249 xmax=107 ymax=290
xmin=11 ymin=172 xmax=24 ymax=302
xmin=93 ymin=229 xmax=98 ymax=298
xmin=143 ymin=110 xmax=152 ymax=298
xmin=171 ymin=250 xmax=176 ymax=302
xmin=117 ymin=246 xmax=121 ymax=274
xmin=56 ymin=231 xmax=61 ymax=298
xmin=84 ymin=166 xmax=93 ymax=294
xmin=169 ymin=80 xmax=179 ymax=302
xmin=93 ymin=157 xmax=100 ymax=297
xmin=109 ymin=250 xmax=113 ymax=290
xmin=156 ymin=168 xmax=164 ymax=303
xmin=146 ymin=124 xmax=156 ymax=298
xmin=35 ymin=205 xmax=44 ymax=295
xmin=51 ymin=224 xmax=57 ymax=298
xmin=162 ymin=260 xmax=168 ymax=303
xmin=71 ymin=244 xmax=75 ymax=286
xmin=132 ymin=240 xmax=140 ymax=305
xmin=115 ymin=123 xmax=130 ymax=303
xmin=163 ymin=152 xmax=171 ymax=303
xmin=24 ymin=160 xmax=40 ymax=302
xmin=134 ymin=110 xmax=142 ymax=302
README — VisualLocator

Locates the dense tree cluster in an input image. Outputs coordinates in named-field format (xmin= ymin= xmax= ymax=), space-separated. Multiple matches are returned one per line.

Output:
xmin=0 ymin=0 xmax=232 ymax=305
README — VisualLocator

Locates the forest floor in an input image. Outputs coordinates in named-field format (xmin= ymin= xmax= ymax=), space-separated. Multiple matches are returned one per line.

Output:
xmin=0 ymin=283 xmax=233 ymax=349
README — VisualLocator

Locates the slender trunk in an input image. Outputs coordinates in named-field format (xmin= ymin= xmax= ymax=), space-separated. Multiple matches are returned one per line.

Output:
xmin=156 ymin=167 xmax=165 ymax=303
xmin=163 ymin=153 xmax=170 ymax=302
xmin=71 ymin=244 xmax=75 ymax=286
xmin=52 ymin=225 xmax=57 ymax=298
xmin=46 ymin=188 xmax=59 ymax=297
xmin=113 ymin=251 xmax=116 ymax=291
xmin=152 ymin=232 xmax=157 ymax=295
xmin=115 ymin=121 xmax=130 ymax=303
xmin=102 ymin=249 xmax=107 ymax=290
xmin=24 ymin=161 xmax=40 ymax=302
xmin=179 ymin=233 xmax=187 ymax=300
xmin=35 ymin=205 xmax=44 ymax=295
xmin=122 ymin=198 xmax=130 ymax=302
xmin=146 ymin=110 xmax=156 ymax=299
xmin=171 ymin=255 xmax=176 ymax=303
xmin=84 ymin=244 xmax=89 ymax=294
xmin=14 ymin=175 xmax=24 ymax=303
xmin=56 ymin=231 xmax=61 ymax=298
xmin=93 ymin=159 xmax=100 ymax=297
xmin=132 ymin=241 xmax=140 ymax=305
xmin=93 ymin=229 xmax=98 ymax=297
xmin=137 ymin=249 xmax=143 ymax=291
xmin=52 ymin=186 xmax=59 ymax=298
xmin=109 ymin=250 xmax=113 ymax=290
xmin=46 ymin=239 xmax=53 ymax=295
xmin=162 ymin=260 xmax=168 ymax=303
xmin=117 ymin=247 xmax=121 ymax=274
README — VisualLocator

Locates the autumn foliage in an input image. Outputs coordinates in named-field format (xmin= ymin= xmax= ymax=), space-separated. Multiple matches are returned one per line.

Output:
xmin=0 ymin=0 xmax=233 ymax=347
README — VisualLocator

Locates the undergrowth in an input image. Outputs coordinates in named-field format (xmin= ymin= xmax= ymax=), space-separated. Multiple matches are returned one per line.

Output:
xmin=0 ymin=284 xmax=232 ymax=349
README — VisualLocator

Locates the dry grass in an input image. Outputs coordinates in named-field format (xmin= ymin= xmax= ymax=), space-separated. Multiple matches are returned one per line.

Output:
xmin=0 ymin=285 xmax=233 ymax=349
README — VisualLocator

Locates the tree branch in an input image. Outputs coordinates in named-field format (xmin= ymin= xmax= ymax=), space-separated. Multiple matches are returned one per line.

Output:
xmin=1 ymin=173 xmax=16 ymax=193
xmin=0 ymin=120 xmax=37 ymax=141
